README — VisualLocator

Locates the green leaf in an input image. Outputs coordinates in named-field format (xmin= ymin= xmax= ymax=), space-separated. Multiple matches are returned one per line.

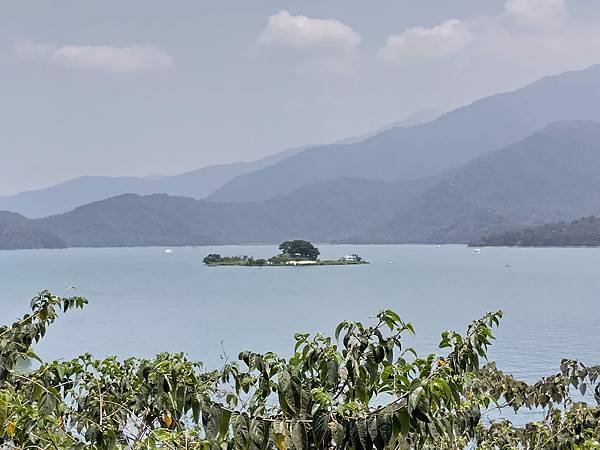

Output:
xmin=377 ymin=413 xmax=393 ymax=446
xmin=313 ymin=411 xmax=329 ymax=446
xmin=250 ymin=418 xmax=267 ymax=448
xmin=356 ymin=418 xmax=372 ymax=450
xmin=291 ymin=422 xmax=306 ymax=450
xmin=394 ymin=409 xmax=410 ymax=436
xmin=331 ymin=421 xmax=345 ymax=447
xmin=278 ymin=371 xmax=296 ymax=414
xmin=205 ymin=404 xmax=222 ymax=440
xmin=0 ymin=392 xmax=7 ymax=428
xmin=233 ymin=413 xmax=249 ymax=450
xmin=219 ymin=408 xmax=232 ymax=439
xmin=350 ymin=422 xmax=364 ymax=450
xmin=408 ymin=386 xmax=424 ymax=414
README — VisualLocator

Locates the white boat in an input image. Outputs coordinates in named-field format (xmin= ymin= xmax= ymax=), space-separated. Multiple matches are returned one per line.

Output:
xmin=473 ymin=248 xmax=481 ymax=253
xmin=164 ymin=249 xmax=173 ymax=254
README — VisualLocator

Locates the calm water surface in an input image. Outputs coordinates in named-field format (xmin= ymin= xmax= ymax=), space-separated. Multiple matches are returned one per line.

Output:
xmin=2 ymin=245 xmax=599 ymax=388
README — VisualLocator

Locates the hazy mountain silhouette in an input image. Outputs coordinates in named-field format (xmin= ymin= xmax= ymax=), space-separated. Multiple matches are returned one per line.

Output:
xmin=0 ymin=110 xmax=440 ymax=219
xmin=209 ymin=65 xmax=600 ymax=203
xmin=344 ymin=121 xmax=600 ymax=243
xmin=0 ymin=145 xmax=307 ymax=218
xmin=5 ymin=121 xmax=600 ymax=248
xmin=0 ymin=175 xmax=438 ymax=249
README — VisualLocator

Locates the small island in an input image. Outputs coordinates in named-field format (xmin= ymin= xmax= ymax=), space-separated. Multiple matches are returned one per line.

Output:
xmin=203 ymin=240 xmax=368 ymax=266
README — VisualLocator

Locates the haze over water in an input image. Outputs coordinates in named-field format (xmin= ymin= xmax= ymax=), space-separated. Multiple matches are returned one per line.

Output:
xmin=2 ymin=244 xmax=598 ymax=382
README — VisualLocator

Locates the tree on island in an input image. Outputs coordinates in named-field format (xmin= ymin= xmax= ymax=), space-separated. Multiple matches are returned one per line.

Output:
xmin=279 ymin=239 xmax=320 ymax=260
xmin=203 ymin=253 xmax=222 ymax=264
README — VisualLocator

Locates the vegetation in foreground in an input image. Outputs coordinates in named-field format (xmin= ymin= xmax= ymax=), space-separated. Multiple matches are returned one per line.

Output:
xmin=1 ymin=291 xmax=600 ymax=449
xmin=471 ymin=216 xmax=600 ymax=247
xmin=203 ymin=240 xmax=368 ymax=267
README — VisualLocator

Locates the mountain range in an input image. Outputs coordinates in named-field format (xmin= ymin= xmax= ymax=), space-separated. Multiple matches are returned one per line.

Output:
xmin=0 ymin=110 xmax=441 ymax=218
xmin=0 ymin=175 xmax=439 ymax=249
xmin=208 ymin=65 xmax=600 ymax=203
xmin=0 ymin=145 xmax=307 ymax=219
xmin=2 ymin=65 xmax=600 ymax=249
xmin=3 ymin=120 xmax=600 ymax=250
xmin=342 ymin=121 xmax=600 ymax=243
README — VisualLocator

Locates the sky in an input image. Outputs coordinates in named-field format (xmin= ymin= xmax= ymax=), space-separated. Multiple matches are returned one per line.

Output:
xmin=1 ymin=0 xmax=600 ymax=196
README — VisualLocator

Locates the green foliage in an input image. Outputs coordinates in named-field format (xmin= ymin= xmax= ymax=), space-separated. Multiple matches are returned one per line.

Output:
xmin=0 ymin=290 xmax=86 ymax=382
xmin=1 ymin=292 xmax=599 ymax=449
xmin=267 ymin=253 xmax=292 ymax=265
xmin=204 ymin=254 xmax=256 ymax=266
xmin=278 ymin=240 xmax=320 ymax=261
xmin=203 ymin=253 xmax=223 ymax=264
xmin=0 ymin=212 xmax=66 ymax=250
xmin=472 ymin=216 xmax=600 ymax=247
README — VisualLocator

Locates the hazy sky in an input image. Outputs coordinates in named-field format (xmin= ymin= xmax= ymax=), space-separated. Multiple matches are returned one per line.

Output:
xmin=1 ymin=0 xmax=600 ymax=195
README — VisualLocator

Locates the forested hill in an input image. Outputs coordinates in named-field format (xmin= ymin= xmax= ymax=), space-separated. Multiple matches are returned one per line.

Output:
xmin=0 ymin=211 xmax=65 ymax=250
xmin=342 ymin=121 xmax=600 ymax=244
xmin=0 ymin=176 xmax=435 ymax=249
xmin=5 ymin=120 xmax=600 ymax=250
xmin=471 ymin=216 xmax=600 ymax=247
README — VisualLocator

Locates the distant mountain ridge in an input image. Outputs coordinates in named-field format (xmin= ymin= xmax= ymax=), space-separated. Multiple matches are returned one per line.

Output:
xmin=0 ymin=175 xmax=438 ymax=249
xmin=0 ymin=109 xmax=441 ymax=219
xmin=343 ymin=121 xmax=600 ymax=244
xmin=333 ymin=109 xmax=442 ymax=145
xmin=5 ymin=121 xmax=600 ymax=249
xmin=208 ymin=65 xmax=600 ymax=203
xmin=4 ymin=65 xmax=600 ymax=249
xmin=0 ymin=144 xmax=307 ymax=218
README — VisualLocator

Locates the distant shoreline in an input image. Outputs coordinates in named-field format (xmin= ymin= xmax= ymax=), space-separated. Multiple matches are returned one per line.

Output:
xmin=6 ymin=243 xmax=600 ymax=252
xmin=471 ymin=245 xmax=600 ymax=249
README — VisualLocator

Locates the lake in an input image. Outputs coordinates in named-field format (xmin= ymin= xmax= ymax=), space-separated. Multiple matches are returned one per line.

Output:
xmin=2 ymin=244 xmax=599 ymax=389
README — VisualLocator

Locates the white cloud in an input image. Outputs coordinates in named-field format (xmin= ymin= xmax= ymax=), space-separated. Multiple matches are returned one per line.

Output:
xmin=257 ymin=10 xmax=361 ymax=73
xmin=378 ymin=0 xmax=596 ymax=69
xmin=378 ymin=19 xmax=474 ymax=63
xmin=504 ymin=0 xmax=567 ymax=29
xmin=15 ymin=41 xmax=173 ymax=73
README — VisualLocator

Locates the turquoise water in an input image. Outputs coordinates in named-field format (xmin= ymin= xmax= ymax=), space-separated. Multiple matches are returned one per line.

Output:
xmin=2 ymin=244 xmax=599 ymax=386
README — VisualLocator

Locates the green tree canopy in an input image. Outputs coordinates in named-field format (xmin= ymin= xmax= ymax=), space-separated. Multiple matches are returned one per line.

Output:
xmin=203 ymin=253 xmax=222 ymax=264
xmin=279 ymin=240 xmax=320 ymax=260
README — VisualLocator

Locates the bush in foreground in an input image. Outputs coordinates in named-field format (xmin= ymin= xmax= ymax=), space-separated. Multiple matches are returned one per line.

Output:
xmin=1 ymin=291 xmax=599 ymax=449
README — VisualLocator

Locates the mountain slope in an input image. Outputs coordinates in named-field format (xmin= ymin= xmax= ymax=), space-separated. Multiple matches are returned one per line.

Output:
xmin=0 ymin=211 xmax=65 ymax=250
xmin=470 ymin=216 xmax=600 ymax=247
xmin=38 ymin=194 xmax=235 ymax=247
xmin=0 ymin=109 xmax=441 ymax=220
xmin=208 ymin=65 xmax=600 ymax=203
xmin=345 ymin=121 xmax=600 ymax=244
xmin=0 ymin=144 xmax=308 ymax=218
xmin=0 ymin=175 xmax=435 ymax=249
xmin=217 ymin=176 xmax=439 ymax=244
xmin=333 ymin=109 xmax=443 ymax=145
xmin=6 ymin=120 xmax=600 ymax=249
